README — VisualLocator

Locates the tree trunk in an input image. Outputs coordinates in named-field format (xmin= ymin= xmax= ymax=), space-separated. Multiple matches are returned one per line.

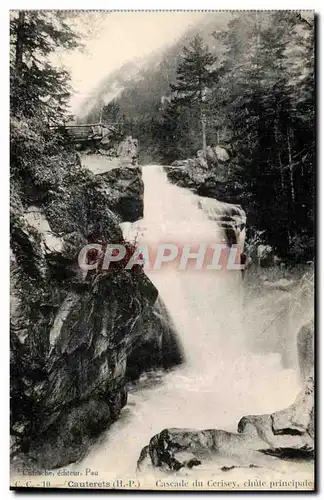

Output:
xmin=201 ymin=110 xmax=207 ymax=155
xmin=274 ymin=123 xmax=285 ymax=194
xmin=199 ymin=83 xmax=207 ymax=155
xmin=287 ymin=128 xmax=295 ymax=207
xmin=278 ymin=152 xmax=285 ymax=194
xmin=15 ymin=11 xmax=25 ymax=75
xmin=286 ymin=128 xmax=296 ymax=248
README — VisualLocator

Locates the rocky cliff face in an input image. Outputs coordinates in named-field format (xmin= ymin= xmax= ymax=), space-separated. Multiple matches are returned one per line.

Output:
xmin=10 ymin=147 xmax=182 ymax=470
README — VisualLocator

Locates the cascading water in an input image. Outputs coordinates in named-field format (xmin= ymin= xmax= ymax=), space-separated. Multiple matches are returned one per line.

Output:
xmin=69 ymin=165 xmax=300 ymax=478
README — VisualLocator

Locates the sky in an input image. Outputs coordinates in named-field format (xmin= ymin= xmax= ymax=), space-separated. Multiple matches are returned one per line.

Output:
xmin=56 ymin=11 xmax=206 ymax=114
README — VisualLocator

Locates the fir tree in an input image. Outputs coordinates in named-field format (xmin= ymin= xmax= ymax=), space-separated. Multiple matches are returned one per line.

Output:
xmin=215 ymin=12 xmax=314 ymax=260
xmin=170 ymin=35 xmax=217 ymax=154
xmin=10 ymin=11 xmax=80 ymax=200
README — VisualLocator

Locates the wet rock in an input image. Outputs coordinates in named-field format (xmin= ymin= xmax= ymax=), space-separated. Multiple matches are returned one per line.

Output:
xmin=171 ymin=160 xmax=189 ymax=167
xmin=197 ymin=196 xmax=246 ymax=251
xmin=138 ymin=377 xmax=314 ymax=472
xmin=197 ymin=197 xmax=246 ymax=227
xmin=126 ymin=297 xmax=184 ymax=381
xmin=137 ymin=427 xmax=264 ymax=472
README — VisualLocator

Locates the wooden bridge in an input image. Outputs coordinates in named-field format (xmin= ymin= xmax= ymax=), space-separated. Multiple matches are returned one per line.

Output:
xmin=63 ymin=122 xmax=118 ymax=143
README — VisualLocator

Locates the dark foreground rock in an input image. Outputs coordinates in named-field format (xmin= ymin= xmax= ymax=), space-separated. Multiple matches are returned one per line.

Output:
xmin=10 ymin=153 xmax=182 ymax=470
xmin=137 ymin=376 xmax=314 ymax=473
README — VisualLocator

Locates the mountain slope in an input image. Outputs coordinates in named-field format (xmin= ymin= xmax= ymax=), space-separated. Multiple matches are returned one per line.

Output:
xmin=78 ymin=13 xmax=232 ymax=127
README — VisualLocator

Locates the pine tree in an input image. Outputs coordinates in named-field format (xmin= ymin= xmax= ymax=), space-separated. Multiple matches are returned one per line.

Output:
xmin=10 ymin=11 xmax=79 ymax=122
xmin=10 ymin=11 xmax=80 ymax=199
xmin=214 ymin=12 xmax=314 ymax=260
xmin=170 ymin=35 xmax=217 ymax=155
xmin=102 ymin=101 xmax=121 ymax=124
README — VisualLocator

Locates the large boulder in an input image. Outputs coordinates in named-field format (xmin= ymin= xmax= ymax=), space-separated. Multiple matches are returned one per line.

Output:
xmin=166 ymin=164 xmax=242 ymax=205
xmin=196 ymin=177 xmax=243 ymax=204
xmin=204 ymin=145 xmax=230 ymax=166
xmin=137 ymin=427 xmax=265 ymax=473
xmin=165 ymin=165 xmax=194 ymax=188
xmin=205 ymin=146 xmax=218 ymax=165
xmin=166 ymin=157 xmax=210 ymax=190
xmin=214 ymin=145 xmax=230 ymax=163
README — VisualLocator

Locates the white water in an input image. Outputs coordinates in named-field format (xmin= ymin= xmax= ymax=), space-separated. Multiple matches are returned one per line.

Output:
xmin=71 ymin=165 xmax=300 ymax=480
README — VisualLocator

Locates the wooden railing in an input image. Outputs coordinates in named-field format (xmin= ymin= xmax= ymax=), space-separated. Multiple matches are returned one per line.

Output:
xmin=63 ymin=122 xmax=118 ymax=142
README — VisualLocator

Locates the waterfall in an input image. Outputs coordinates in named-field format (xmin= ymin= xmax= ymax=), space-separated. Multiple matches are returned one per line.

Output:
xmin=70 ymin=164 xmax=299 ymax=478
xmin=137 ymin=165 xmax=246 ymax=369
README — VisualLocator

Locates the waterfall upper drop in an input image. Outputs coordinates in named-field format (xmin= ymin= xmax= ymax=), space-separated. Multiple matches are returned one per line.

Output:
xmin=133 ymin=165 xmax=246 ymax=369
